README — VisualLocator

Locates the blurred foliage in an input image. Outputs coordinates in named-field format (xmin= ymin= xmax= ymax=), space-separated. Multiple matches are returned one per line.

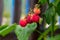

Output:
xmin=45 ymin=6 xmax=55 ymax=24
xmin=47 ymin=34 xmax=60 ymax=40
xmin=38 ymin=0 xmax=60 ymax=40
xmin=56 ymin=2 xmax=60 ymax=16
xmin=52 ymin=0 xmax=60 ymax=7
xmin=38 ymin=0 xmax=47 ymax=4
xmin=38 ymin=25 xmax=59 ymax=40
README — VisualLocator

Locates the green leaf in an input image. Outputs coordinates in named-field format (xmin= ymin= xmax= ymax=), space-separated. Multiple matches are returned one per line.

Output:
xmin=15 ymin=23 xmax=37 ymax=40
xmin=38 ymin=0 xmax=47 ymax=4
xmin=56 ymin=2 xmax=60 ymax=16
xmin=52 ymin=0 xmax=60 ymax=6
xmin=0 ymin=24 xmax=8 ymax=31
xmin=45 ymin=7 xmax=55 ymax=24
xmin=0 ymin=24 xmax=16 ymax=36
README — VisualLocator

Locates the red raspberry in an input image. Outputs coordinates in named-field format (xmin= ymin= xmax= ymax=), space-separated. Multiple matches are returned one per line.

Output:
xmin=33 ymin=8 xmax=41 ymax=15
xmin=31 ymin=14 xmax=40 ymax=23
xmin=19 ymin=18 xmax=27 ymax=27
xmin=26 ymin=13 xmax=33 ymax=23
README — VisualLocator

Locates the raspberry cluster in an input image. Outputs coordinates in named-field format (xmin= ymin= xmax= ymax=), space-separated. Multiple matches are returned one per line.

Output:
xmin=19 ymin=4 xmax=41 ymax=27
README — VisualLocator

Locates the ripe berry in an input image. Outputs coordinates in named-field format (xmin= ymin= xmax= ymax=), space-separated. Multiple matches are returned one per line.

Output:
xmin=31 ymin=14 xmax=40 ymax=23
xmin=19 ymin=18 xmax=27 ymax=27
xmin=33 ymin=8 xmax=41 ymax=15
xmin=26 ymin=13 xmax=33 ymax=23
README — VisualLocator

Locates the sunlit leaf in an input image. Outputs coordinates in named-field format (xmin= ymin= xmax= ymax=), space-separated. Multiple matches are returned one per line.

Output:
xmin=0 ymin=24 xmax=16 ymax=36
xmin=0 ymin=24 xmax=8 ymax=31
